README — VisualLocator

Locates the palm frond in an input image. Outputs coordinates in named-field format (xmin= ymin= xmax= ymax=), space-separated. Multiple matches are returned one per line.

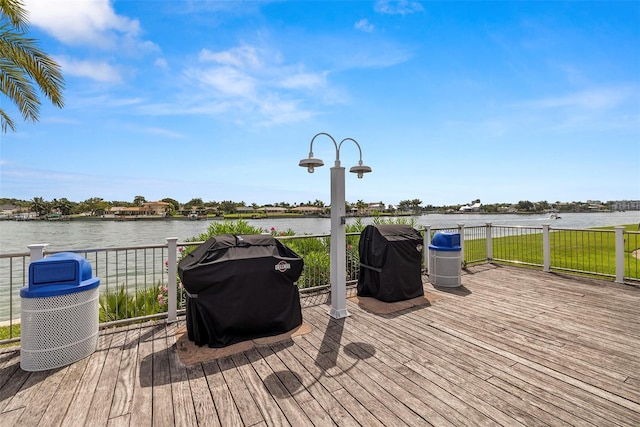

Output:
xmin=0 ymin=17 xmax=64 ymax=131
xmin=0 ymin=0 xmax=28 ymax=31
xmin=0 ymin=107 xmax=16 ymax=132
xmin=0 ymin=25 xmax=64 ymax=107
xmin=0 ymin=57 xmax=41 ymax=123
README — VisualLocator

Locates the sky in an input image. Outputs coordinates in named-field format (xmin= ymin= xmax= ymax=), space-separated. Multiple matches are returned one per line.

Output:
xmin=1 ymin=0 xmax=639 ymax=207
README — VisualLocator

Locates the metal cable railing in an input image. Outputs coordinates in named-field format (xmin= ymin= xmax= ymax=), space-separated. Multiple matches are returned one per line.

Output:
xmin=2 ymin=225 xmax=638 ymax=344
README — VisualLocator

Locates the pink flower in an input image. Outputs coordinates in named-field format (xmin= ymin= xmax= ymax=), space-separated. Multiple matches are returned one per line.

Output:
xmin=157 ymin=295 xmax=164 ymax=305
xmin=165 ymin=260 xmax=169 ymax=267
xmin=347 ymin=244 xmax=353 ymax=250
xmin=178 ymin=247 xmax=183 ymax=252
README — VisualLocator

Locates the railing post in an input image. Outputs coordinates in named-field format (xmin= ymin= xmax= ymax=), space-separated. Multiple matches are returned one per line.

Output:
xmin=457 ymin=223 xmax=465 ymax=265
xmin=27 ymin=244 xmax=48 ymax=262
xmin=167 ymin=237 xmax=178 ymax=323
xmin=542 ymin=224 xmax=550 ymax=272
xmin=614 ymin=226 xmax=625 ymax=284
xmin=486 ymin=223 xmax=493 ymax=262
xmin=423 ymin=226 xmax=431 ymax=272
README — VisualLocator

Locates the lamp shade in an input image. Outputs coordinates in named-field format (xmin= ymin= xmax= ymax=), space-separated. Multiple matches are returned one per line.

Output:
xmin=349 ymin=164 xmax=372 ymax=178
xmin=299 ymin=157 xmax=324 ymax=173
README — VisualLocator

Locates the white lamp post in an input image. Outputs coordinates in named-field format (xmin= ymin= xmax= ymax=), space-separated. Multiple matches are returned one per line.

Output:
xmin=299 ymin=132 xmax=372 ymax=319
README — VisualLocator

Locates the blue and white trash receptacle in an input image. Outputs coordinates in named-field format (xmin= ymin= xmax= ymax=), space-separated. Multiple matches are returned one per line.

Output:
xmin=20 ymin=252 xmax=100 ymax=371
xmin=428 ymin=232 xmax=462 ymax=287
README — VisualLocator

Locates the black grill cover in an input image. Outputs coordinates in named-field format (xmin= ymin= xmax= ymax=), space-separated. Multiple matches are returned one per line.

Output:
xmin=357 ymin=225 xmax=424 ymax=302
xmin=178 ymin=234 xmax=304 ymax=347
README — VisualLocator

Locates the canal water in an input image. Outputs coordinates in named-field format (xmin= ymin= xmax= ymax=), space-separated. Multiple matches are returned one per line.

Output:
xmin=1 ymin=211 xmax=638 ymax=254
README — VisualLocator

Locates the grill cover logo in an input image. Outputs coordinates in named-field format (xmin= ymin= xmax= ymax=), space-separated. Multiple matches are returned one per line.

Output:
xmin=275 ymin=261 xmax=291 ymax=272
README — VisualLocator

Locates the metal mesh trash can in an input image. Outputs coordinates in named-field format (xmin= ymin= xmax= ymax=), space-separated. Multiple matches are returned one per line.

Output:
xmin=20 ymin=252 xmax=100 ymax=371
xmin=428 ymin=232 xmax=462 ymax=287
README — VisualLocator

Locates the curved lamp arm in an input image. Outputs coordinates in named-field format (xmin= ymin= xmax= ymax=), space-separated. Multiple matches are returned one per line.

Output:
xmin=299 ymin=132 xmax=372 ymax=177
xmin=300 ymin=132 xmax=338 ymax=172
xmin=340 ymin=137 xmax=373 ymax=178
xmin=309 ymin=132 xmax=339 ymax=161
xmin=338 ymin=137 xmax=364 ymax=162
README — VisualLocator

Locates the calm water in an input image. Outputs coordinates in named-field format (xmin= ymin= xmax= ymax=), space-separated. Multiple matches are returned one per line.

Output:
xmin=1 ymin=211 xmax=638 ymax=254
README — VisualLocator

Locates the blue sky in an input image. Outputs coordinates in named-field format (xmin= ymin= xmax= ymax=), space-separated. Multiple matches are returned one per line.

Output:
xmin=1 ymin=0 xmax=639 ymax=207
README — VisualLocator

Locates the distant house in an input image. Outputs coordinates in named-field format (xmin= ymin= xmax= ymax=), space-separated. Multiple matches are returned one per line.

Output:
xmin=459 ymin=201 xmax=482 ymax=212
xmin=235 ymin=206 xmax=255 ymax=214
xmin=1 ymin=205 xmax=23 ymax=218
xmin=109 ymin=207 xmax=127 ymax=215
xmin=123 ymin=207 xmax=149 ymax=216
xmin=110 ymin=202 xmax=169 ymax=216
xmin=291 ymin=206 xmax=324 ymax=215
xmin=263 ymin=207 xmax=288 ymax=214
xmin=612 ymin=200 xmax=640 ymax=211
xmin=142 ymin=201 xmax=171 ymax=216
xmin=364 ymin=202 xmax=385 ymax=215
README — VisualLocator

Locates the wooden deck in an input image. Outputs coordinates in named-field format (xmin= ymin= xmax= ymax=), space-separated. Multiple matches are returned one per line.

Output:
xmin=1 ymin=264 xmax=639 ymax=426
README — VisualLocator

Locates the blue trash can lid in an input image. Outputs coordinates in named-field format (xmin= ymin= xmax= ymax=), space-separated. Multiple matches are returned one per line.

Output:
xmin=430 ymin=232 xmax=461 ymax=251
xmin=21 ymin=277 xmax=100 ymax=298
xmin=22 ymin=252 xmax=100 ymax=298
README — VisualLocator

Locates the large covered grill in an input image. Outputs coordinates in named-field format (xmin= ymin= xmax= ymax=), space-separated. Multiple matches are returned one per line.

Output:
xmin=357 ymin=224 xmax=424 ymax=302
xmin=178 ymin=234 xmax=304 ymax=347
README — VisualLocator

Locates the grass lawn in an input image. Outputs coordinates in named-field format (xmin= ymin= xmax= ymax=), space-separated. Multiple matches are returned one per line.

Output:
xmin=0 ymin=323 xmax=20 ymax=345
xmin=464 ymin=223 xmax=639 ymax=279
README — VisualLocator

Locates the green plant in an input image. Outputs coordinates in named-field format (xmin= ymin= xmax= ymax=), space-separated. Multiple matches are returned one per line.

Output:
xmin=99 ymin=282 xmax=167 ymax=322
xmin=371 ymin=215 xmax=417 ymax=228
xmin=0 ymin=323 xmax=20 ymax=344
xmin=297 ymin=250 xmax=330 ymax=288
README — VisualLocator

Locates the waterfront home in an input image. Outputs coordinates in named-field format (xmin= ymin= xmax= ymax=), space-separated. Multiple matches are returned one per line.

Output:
xmin=290 ymin=206 xmax=324 ymax=215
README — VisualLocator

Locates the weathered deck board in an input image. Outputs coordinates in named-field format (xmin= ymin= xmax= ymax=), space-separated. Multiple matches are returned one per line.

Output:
xmin=1 ymin=265 xmax=639 ymax=426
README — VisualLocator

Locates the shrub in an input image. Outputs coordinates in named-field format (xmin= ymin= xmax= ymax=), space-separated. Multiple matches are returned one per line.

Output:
xmin=297 ymin=250 xmax=330 ymax=288
xmin=99 ymin=282 xmax=167 ymax=322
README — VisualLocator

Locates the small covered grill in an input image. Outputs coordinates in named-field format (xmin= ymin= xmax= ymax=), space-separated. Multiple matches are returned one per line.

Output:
xmin=357 ymin=224 xmax=424 ymax=302
xmin=178 ymin=234 xmax=304 ymax=347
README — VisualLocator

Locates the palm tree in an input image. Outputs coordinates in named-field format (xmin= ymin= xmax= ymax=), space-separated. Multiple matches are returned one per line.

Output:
xmin=30 ymin=196 xmax=48 ymax=217
xmin=0 ymin=0 xmax=64 ymax=132
xmin=133 ymin=195 xmax=146 ymax=207
xmin=355 ymin=199 xmax=367 ymax=216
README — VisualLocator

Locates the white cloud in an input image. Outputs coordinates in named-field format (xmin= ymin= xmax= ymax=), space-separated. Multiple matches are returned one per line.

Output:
xmin=374 ymin=0 xmax=424 ymax=15
xmin=186 ymin=66 xmax=257 ymax=98
xmin=279 ymin=72 xmax=327 ymax=90
xmin=355 ymin=19 xmax=374 ymax=33
xmin=522 ymin=87 xmax=634 ymax=110
xmin=55 ymin=56 xmax=122 ymax=83
xmin=176 ymin=44 xmax=332 ymax=125
xmin=24 ymin=0 xmax=155 ymax=52
xmin=154 ymin=58 xmax=168 ymax=69
xmin=199 ymin=46 xmax=262 ymax=69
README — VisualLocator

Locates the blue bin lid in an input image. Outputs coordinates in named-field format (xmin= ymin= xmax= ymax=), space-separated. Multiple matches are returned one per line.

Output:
xmin=22 ymin=252 xmax=100 ymax=298
xmin=429 ymin=232 xmax=461 ymax=251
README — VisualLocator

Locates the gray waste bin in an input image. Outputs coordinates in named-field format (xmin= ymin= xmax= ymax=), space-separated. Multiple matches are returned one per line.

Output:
xmin=428 ymin=232 xmax=462 ymax=287
xmin=20 ymin=252 xmax=100 ymax=371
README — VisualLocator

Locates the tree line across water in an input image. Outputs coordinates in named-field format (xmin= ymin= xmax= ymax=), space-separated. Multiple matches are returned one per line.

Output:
xmin=1 ymin=196 xmax=620 ymax=218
